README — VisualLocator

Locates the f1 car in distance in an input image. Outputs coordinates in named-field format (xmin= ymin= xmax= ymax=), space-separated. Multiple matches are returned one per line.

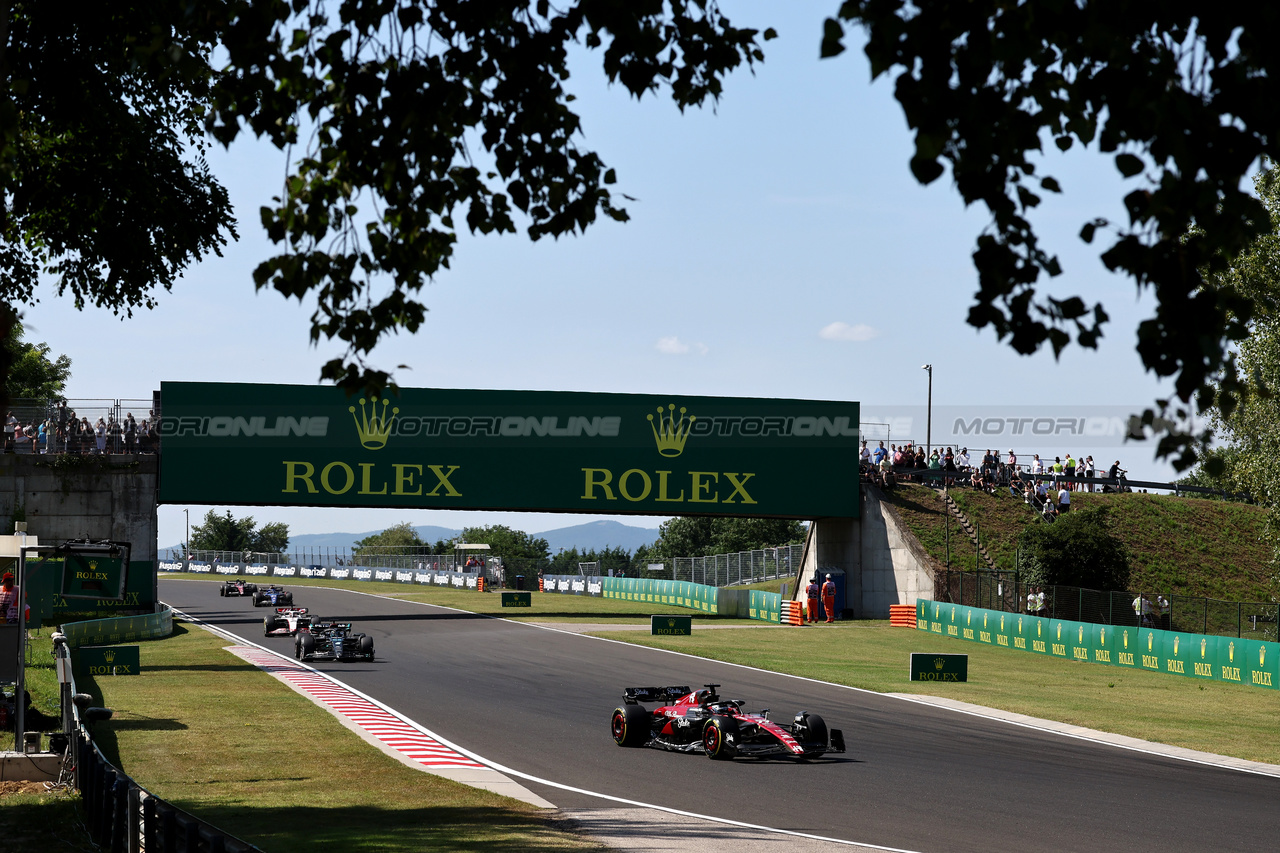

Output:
xmin=611 ymin=683 xmax=844 ymax=761
xmin=295 ymin=619 xmax=374 ymax=662
xmin=220 ymin=579 xmax=259 ymax=597
xmin=264 ymin=607 xmax=311 ymax=637
xmin=252 ymin=585 xmax=294 ymax=607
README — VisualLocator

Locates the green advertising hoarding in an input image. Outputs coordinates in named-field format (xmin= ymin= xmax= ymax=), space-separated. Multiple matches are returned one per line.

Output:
xmin=915 ymin=598 xmax=1280 ymax=690
xmin=157 ymin=383 xmax=860 ymax=518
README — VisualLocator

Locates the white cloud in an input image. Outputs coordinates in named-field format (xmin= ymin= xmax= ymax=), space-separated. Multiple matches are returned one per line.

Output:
xmin=819 ymin=322 xmax=880 ymax=342
xmin=655 ymin=336 xmax=709 ymax=355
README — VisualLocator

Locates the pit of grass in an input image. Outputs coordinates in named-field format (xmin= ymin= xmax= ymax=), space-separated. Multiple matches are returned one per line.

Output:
xmin=77 ymin=621 xmax=605 ymax=853
xmin=592 ymin=621 xmax=1280 ymax=766
xmin=0 ymin=787 xmax=94 ymax=852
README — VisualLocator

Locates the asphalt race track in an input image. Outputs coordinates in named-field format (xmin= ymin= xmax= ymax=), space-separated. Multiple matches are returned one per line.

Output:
xmin=161 ymin=579 xmax=1280 ymax=853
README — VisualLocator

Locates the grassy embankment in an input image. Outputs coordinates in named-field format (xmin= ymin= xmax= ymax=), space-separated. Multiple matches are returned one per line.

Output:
xmin=881 ymin=483 xmax=1274 ymax=600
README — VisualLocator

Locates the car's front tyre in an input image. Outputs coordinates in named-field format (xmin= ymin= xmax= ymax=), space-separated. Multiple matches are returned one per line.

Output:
xmin=703 ymin=716 xmax=739 ymax=760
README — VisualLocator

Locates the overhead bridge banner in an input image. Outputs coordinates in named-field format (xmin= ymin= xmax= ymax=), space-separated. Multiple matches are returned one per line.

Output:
xmin=158 ymin=382 xmax=859 ymax=518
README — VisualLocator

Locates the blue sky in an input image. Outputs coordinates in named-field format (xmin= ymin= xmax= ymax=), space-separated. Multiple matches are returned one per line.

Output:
xmin=23 ymin=3 xmax=1199 ymax=549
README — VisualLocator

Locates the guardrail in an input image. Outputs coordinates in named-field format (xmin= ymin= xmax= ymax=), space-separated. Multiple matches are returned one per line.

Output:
xmin=57 ymin=610 xmax=262 ymax=853
xmin=933 ymin=569 xmax=1280 ymax=643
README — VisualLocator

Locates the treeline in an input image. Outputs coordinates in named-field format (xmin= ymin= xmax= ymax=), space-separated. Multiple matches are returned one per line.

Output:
xmin=190 ymin=513 xmax=806 ymax=571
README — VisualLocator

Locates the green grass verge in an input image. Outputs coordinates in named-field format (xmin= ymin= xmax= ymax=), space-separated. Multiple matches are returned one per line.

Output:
xmin=77 ymin=621 xmax=605 ymax=853
xmin=596 ymin=620 xmax=1280 ymax=765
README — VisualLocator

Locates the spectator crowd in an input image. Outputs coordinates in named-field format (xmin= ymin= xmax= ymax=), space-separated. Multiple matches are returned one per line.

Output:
xmin=3 ymin=400 xmax=159 ymax=455
xmin=861 ymin=440 xmax=1131 ymax=523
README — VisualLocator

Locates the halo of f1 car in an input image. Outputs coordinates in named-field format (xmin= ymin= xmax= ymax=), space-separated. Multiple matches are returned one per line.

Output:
xmin=253 ymin=585 xmax=294 ymax=607
xmin=295 ymin=619 xmax=375 ymax=662
xmin=220 ymin=579 xmax=258 ymax=597
xmin=264 ymin=607 xmax=311 ymax=636
xmin=611 ymin=683 xmax=844 ymax=760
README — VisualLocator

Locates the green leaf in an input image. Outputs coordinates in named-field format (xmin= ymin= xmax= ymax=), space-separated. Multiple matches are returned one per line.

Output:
xmin=1115 ymin=153 xmax=1145 ymax=178
xmin=820 ymin=18 xmax=846 ymax=58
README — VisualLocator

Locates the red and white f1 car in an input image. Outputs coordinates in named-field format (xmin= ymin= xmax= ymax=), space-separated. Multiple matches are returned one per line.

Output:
xmin=611 ymin=683 xmax=844 ymax=760
xmin=264 ymin=607 xmax=311 ymax=637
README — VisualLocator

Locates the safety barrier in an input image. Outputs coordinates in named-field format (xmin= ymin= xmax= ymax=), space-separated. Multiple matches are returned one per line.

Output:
xmin=61 ymin=608 xmax=173 ymax=649
xmin=781 ymin=601 xmax=805 ymax=626
xmin=889 ymin=604 xmax=916 ymax=628
xmin=58 ymin=612 xmax=261 ymax=851
xmin=916 ymin=599 xmax=1280 ymax=689
xmin=601 ymin=577 xmax=781 ymax=623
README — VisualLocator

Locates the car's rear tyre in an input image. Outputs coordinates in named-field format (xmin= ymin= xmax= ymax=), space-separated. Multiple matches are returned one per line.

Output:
xmin=264 ymin=614 xmax=279 ymax=636
xmin=246 ymin=584 xmax=258 ymax=595
xmin=703 ymin=716 xmax=739 ymax=760
xmin=219 ymin=587 xmax=226 ymax=597
xmin=252 ymin=593 xmax=262 ymax=606
xmin=611 ymin=705 xmax=650 ymax=747
xmin=283 ymin=593 xmax=293 ymax=605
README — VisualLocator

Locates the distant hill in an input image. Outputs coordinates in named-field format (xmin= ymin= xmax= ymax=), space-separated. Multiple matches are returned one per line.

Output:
xmin=165 ymin=519 xmax=658 ymax=557
xmin=289 ymin=526 xmax=461 ymax=551
xmin=538 ymin=520 xmax=658 ymax=554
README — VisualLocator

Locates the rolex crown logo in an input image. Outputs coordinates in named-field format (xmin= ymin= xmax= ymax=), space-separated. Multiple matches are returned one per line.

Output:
xmin=934 ymin=658 xmax=946 ymax=670
xmin=349 ymin=396 xmax=399 ymax=450
xmin=668 ymin=619 xmax=675 ymax=628
xmin=648 ymin=404 xmax=695 ymax=458
xmin=103 ymin=649 xmax=116 ymax=663
xmin=89 ymin=560 xmax=97 ymax=572
xmin=1200 ymin=638 xmax=1207 ymax=658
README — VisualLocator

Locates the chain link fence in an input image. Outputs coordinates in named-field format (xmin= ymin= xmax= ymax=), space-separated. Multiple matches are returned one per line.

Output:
xmin=671 ymin=545 xmax=803 ymax=587
xmin=933 ymin=569 xmax=1280 ymax=642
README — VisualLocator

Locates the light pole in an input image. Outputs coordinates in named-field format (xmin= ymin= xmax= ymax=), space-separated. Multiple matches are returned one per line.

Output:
xmin=921 ymin=364 xmax=933 ymax=459
xmin=184 ymin=508 xmax=190 ymax=560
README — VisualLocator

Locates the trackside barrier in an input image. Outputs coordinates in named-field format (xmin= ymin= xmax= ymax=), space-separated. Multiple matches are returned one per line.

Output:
xmin=62 ymin=608 xmax=173 ymax=649
xmin=161 ymin=560 xmax=482 ymax=589
xmin=601 ymin=577 xmax=781 ymax=624
xmin=889 ymin=604 xmax=916 ymax=628
xmin=781 ymin=601 xmax=805 ymax=626
xmin=916 ymin=599 xmax=1279 ymax=690
xmin=60 ymin=613 xmax=262 ymax=852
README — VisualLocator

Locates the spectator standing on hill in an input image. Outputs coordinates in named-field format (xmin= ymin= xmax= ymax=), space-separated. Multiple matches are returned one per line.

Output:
xmin=956 ymin=447 xmax=971 ymax=472
xmin=860 ymin=440 xmax=871 ymax=470
xmin=1058 ymin=486 xmax=1071 ymax=514
xmin=943 ymin=447 xmax=956 ymax=486
xmin=124 ymin=413 xmax=138 ymax=453
xmin=806 ymin=576 xmax=821 ymax=624
xmin=1007 ymin=449 xmax=1017 ymax=469
xmin=913 ymin=446 xmax=925 ymax=471
xmin=872 ymin=441 xmax=887 ymax=466
xmin=1050 ymin=456 xmax=1064 ymax=487
xmin=1031 ymin=454 xmax=1043 ymax=475
xmin=1064 ymin=453 xmax=1077 ymax=489
xmin=1084 ymin=456 xmax=1097 ymax=491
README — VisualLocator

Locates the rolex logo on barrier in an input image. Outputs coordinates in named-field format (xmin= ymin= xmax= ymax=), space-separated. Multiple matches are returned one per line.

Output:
xmin=350 ymin=396 xmax=399 ymax=450
xmin=1200 ymin=638 xmax=1207 ymax=658
xmin=103 ymin=649 xmax=116 ymax=663
xmin=934 ymin=658 xmax=946 ymax=671
xmin=1229 ymin=642 xmax=1235 ymax=663
xmin=668 ymin=619 xmax=676 ymax=628
xmin=648 ymin=404 xmax=695 ymax=458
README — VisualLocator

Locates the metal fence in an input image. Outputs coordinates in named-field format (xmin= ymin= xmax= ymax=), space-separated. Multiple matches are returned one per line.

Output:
xmin=169 ymin=547 xmax=465 ymax=572
xmin=932 ymin=569 xmax=1280 ymax=643
xmin=52 ymin=627 xmax=262 ymax=852
xmin=672 ymin=545 xmax=804 ymax=587
xmin=5 ymin=396 xmax=155 ymax=455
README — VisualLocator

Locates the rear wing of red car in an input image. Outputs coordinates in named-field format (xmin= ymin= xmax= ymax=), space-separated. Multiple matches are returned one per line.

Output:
xmin=624 ymin=686 xmax=691 ymax=705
